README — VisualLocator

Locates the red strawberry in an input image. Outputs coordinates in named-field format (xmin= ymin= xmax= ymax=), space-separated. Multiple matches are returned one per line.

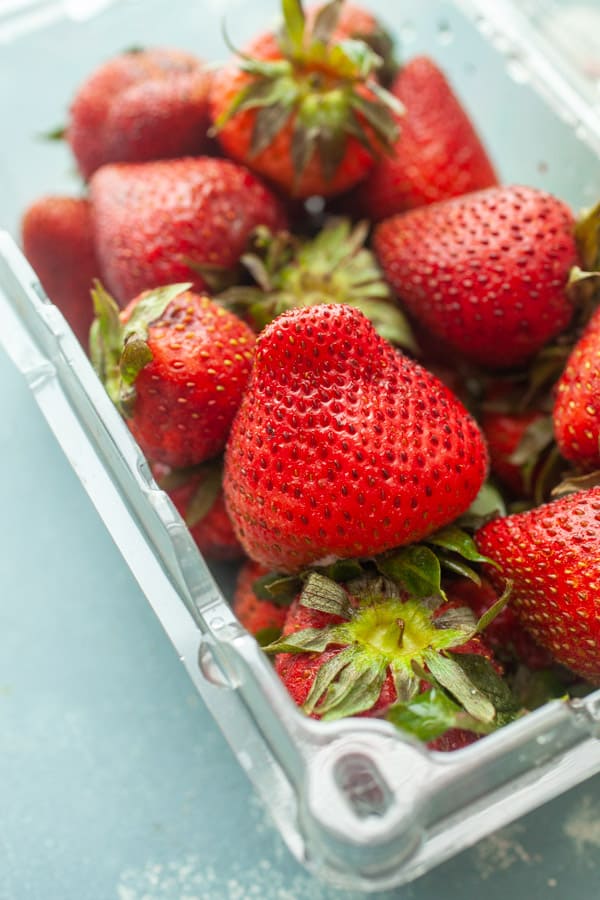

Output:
xmin=91 ymin=283 xmax=255 ymax=468
xmin=67 ymin=47 xmax=211 ymax=179
xmin=152 ymin=461 xmax=244 ymax=561
xmin=223 ymin=303 xmax=488 ymax=572
xmin=267 ymin=571 xmax=510 ymax=748
xmin=475 ymin=487 xmax=600 ymax=682
xmin=21 ymin=196 xmax=101 ymax=346
xmin=89 ymin=157 xmax=287 ymax=305
xmin=446 ymin=577 xmax=554 ymax=671
xmin=374 ymin=185 xmax=577 ymax=370
xmin=358 ymin=56 xmax=497 ymax=221
xmin=209 ymin=0 xmax=401 ymax=198
xmin=553 ymin=305 xmax=600 ymax=469
xmin=232 ymin=560 xmax=288 ymax=636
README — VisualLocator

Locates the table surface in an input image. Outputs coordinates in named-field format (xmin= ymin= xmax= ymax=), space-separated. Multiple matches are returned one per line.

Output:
xmin=1 ymin=334 xmax=600 ymax=900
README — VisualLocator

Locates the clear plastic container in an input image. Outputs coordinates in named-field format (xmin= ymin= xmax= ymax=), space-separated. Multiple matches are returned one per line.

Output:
xmin=1 ymin=0 xmax=600 ymax=892
xmin=521 ymin=0 xmax=600 ymax=96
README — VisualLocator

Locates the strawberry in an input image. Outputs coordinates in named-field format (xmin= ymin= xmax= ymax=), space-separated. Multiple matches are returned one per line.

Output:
xmin=374 ymin=185 xmax=578 ymax=370
xmin=89 ymin=157 xmax=288 ymax=306
xmin=152 ymin=460 xmax=244 ymax=561
xmin=209 ymin=0 xmax=402 ymax=198
xmin=232 ymin=560 xmax=288 ymax=637
xmin=358 ymin=56 xmax=497 ymax=221
xmin=553 ymin=305 xmax=600 ymax=469
xmin=223 ymin=303 xmax=488 ymax=572
xmin=91 ymin=283 xmax=255 ymax=468
xmin=21 ymin=195 xmax=101 ymax=346
xmin=66 ymin=47 xmax=211 ymax=179
xmin=475 ymin=487 xmax=600 ymax=682
xmin=266 ymin=570 xmax=513 ymax=748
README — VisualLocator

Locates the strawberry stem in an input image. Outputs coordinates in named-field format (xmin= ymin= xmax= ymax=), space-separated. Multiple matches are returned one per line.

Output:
xmin=215 ymin=0 xmax=401 ymax=185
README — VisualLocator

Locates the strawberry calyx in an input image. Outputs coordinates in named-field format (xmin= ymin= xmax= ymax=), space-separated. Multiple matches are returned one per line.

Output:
xmin=520 ymin=266 xmax=600 ymax=401
xmin=485 ymin=409 xmax=562 ymax=505
xmin=254 ymin=523 xmax=502 ymax=608
xmin=376 ymin=524 xmax=501 ymax=596
xmin=263 ymin=525 xmax=512 ymax=723
xmin=505 ymin=414 xmax=563 ymax=502
xmin=214 ymin=0 xmax=402 ymax=186
xmin=217 ymin=220 xmax=416 ymax=350
xmin=41 ymin=125 xmax=67 ymax=141
xmin=343 ymin=20 xmax=397 ymax=87
xmin=575 ymin=200 xmax=600 ymax=272
xmin=479 ymin=378 xmax=566 ymax=504
xmin=265 ymin=571 xmax=512 ymax=722
xmin=89 ymin=280 xmax=192 ymax=416
xmin=566 ymin=265 xmax=600 ymax=322
xmin=387 ymin=687 xmax=495 ymax=743
xmin=551 ymin=468 xmax=600 ymax=498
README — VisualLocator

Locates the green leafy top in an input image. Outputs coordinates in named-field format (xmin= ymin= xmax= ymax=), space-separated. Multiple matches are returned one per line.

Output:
xmin=263 ymin=521 xmax=514 ymax=725
xmin=217 ymin=220 xmax=416 ymax=351
xmin=387 ymin=687 xmax=494 ymax=743
xmin=89 ymin=281 xmax=192 ymax=416
xmin=252 ymin=519 xmax=501 ymax=608
xmin=214 ymin=0 xmax=403 ymax=186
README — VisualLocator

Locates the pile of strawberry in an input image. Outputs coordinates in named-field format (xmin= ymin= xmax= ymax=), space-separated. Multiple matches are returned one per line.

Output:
xmin=21 ymin=0 xmax=600 ymax=750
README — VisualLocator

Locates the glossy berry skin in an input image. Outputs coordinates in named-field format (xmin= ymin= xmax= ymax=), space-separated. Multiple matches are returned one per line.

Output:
xmin=359 ymin=56 xmax=497 ymax=221
xmin=124 ymin=290 xmax=255 ymax=468
xmin=21 ymin=196 xmax=100 ymax=346
xmin=232 ymin=561 xmax=288 ymax=635
xmin=374 ymin=185 xmax=577 ymax=370
xmin=224 ymin=304 xmax=488 ymax=572
xmin=151 ymin=462 xmax=244 ymax=561
xmin=90 ymin=157 xmax=287 ymax=305
xmin=476 ymin=487 xmax=600 ymax=682
xmin=553 ymin=306 xmax=600 ymax=469
xmin=68 ymin=48 xmax=211 ymax=179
